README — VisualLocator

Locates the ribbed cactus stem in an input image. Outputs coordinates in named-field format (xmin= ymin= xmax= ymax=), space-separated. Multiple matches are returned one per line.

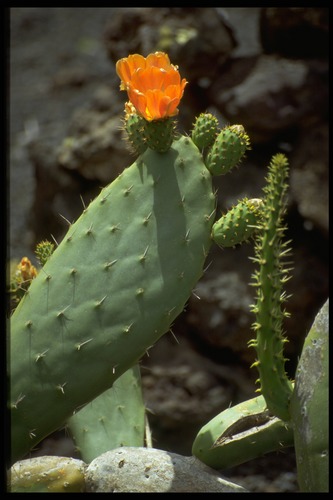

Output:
xmin=249 ymin=153 xmax=293 ymax=422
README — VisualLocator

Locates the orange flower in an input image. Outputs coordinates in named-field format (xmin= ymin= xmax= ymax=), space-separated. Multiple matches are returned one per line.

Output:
xmin=116 ymin=52 xmax=187 ymax=122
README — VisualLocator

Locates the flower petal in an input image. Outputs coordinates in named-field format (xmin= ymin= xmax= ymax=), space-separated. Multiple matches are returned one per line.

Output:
xmin=146 ymin=52 xmax=171 ymax=69
xmin=116 ymin=54 xmax=146 ymax=87
xmin=116 ymin=52 xmax=187 ymax=120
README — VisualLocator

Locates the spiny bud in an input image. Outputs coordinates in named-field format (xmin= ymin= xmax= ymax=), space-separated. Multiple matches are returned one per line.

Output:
xmin=123 ymin=104 xmax=148 ymax=156
xmin=206 ymin=124 xmax=250 ymax=176
xmin=35 ymin=240 xmax=55 ymax=266
xmin=212 ymin=198 xmax=263 ymax=248
xmin=191 ymin=113 xmax=219 ymax=150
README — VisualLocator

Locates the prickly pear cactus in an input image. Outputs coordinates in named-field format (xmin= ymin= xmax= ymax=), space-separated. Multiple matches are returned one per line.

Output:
xmin=191 ymin=112 xmax=219 ymax=150
xmin=8 ymin=456 xmax=86 ymax=493
xmin=212 ymin=198 xmax=263 ymax=248
xmin=205 ymin=124 xmax=250 ymax=176
xmin=9 ymin=52 xmax=255 ymax=470
xmin=9 ymin=135 xmax=215 ymax=465
xmin=68 ymin=365 xmax=146 ymax=463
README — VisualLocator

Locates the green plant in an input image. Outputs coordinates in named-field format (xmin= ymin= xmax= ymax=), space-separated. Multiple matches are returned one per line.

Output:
xmin=192 ymin=152 xmax=328 ymax=492
xmin=8 ymin=52 xmax=328 ymax=493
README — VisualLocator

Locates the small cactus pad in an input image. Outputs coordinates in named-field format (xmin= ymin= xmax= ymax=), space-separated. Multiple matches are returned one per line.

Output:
xmin=191 ymin=113 xmax=219 ymax=150
xmin=206 ymin=124 xmax=250 ymax=176
xmin=212 ymin=198 xmax=263 ymax=248
xmin=8 ymin=456 xmax=87 ymax=492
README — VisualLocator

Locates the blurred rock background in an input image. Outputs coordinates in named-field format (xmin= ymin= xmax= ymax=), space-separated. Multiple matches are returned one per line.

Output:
xmin=9 ymin=7 xmax=328 ymax=492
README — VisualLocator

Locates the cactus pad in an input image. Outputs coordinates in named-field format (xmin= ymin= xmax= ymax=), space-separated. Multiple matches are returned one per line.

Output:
xmin=191 ymin=113 xmax=219 ymax=150
xmin=212 ymin=198 xmax=263 ymax=248
xmin=206 ymin=124 xmax=250 ymax=176
xmin=9 ymin=135 xmax=215 ymax=464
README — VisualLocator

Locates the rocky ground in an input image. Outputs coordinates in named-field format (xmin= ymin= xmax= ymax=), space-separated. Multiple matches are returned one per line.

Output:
xmin=8 ymin=7 xmax=328 ymax=492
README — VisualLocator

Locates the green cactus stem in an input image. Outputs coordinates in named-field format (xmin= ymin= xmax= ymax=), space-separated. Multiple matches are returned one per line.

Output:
xmin=212 ymin=198 xmax=263 ymax=248
xmin=192 ymin=394 xmax=294 ymax=470
xmin=68 ymin=365 xmax=145 ymax=463
xmin=290 ymin=299 xmax=328 ymax=492
xmin=9 ymin=135 xmax=215 ymax=465
xmin=248 ymin=153 xmax=293 ymax=421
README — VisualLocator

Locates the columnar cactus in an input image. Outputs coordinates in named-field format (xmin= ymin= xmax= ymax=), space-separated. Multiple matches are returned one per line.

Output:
xmin=248 ymin=153 xmax=293 ymax=421
xmin=192 ymin=150 xmax=328 ymax=492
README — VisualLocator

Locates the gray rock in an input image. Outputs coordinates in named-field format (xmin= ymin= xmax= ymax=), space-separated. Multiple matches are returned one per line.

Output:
xmin=85 ymin=447 xmax=247 ymax=493
xmin=212 ymin=55 xmax=327 ymax=142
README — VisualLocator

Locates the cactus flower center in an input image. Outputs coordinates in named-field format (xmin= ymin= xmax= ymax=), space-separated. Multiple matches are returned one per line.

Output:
xmin=116 ymin=52 xmax=187 ymax=121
